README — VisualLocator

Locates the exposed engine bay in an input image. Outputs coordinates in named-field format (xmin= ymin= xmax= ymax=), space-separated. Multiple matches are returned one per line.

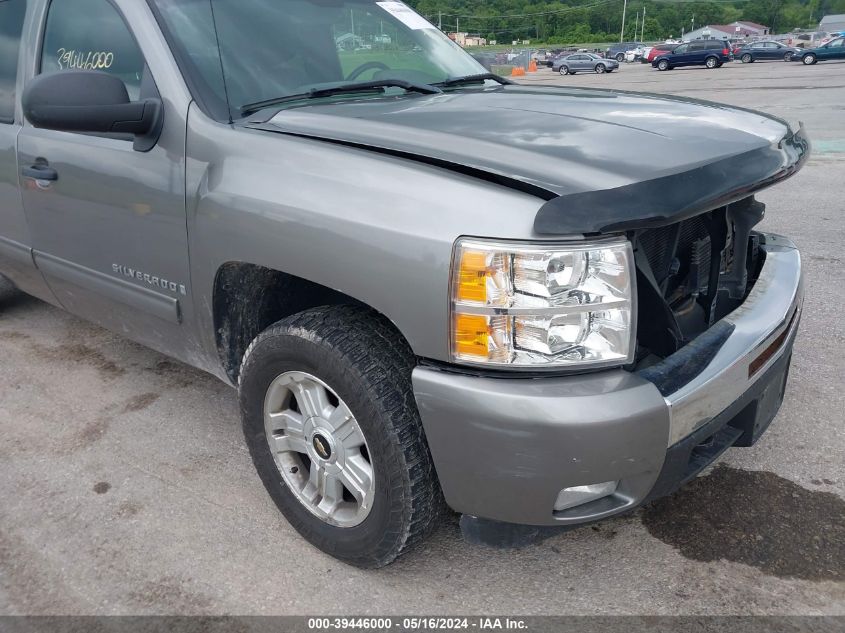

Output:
xmin=633 ymin=196 xmax=767 ymax=364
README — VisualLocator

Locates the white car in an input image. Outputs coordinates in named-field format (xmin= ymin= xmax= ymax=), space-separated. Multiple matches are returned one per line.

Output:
xmin=625 ymin=46 xmax=645 ymax=62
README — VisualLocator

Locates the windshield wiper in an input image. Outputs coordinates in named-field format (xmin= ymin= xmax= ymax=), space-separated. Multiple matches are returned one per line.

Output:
xmin=240 ymin=79 xmax=442 ymax=117
xmin=434 ymin=73 xmax=512 ymax=88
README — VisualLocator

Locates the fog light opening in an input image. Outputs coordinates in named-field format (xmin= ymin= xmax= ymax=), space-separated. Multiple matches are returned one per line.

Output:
xmin=553 ymin=480 xmax=619 ymax=512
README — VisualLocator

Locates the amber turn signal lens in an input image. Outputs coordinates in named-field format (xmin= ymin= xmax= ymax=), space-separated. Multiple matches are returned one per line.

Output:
xmin=456 ymin=250 xmax=487 ymax=303
xmin=453 ymin=313 xmax=489 ymax=358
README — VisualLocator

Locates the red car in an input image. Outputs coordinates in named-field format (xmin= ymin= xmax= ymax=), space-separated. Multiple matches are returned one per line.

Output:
xmin=647 ymin=43 xmax=678 ymax=62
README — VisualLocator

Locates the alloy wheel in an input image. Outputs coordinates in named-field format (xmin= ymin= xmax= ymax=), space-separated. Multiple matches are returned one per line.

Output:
xmin=263 ymin=370 xmax=375 ymax=528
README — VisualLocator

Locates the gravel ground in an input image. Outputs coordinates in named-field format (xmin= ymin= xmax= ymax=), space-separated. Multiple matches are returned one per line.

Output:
xmin=1 ymin=59 xmax=843 ymax=616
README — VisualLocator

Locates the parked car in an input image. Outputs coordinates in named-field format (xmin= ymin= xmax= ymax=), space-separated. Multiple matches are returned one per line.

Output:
xmin=646 ymin=43 xmax=679 ymax=63
xmin=553 ymin=53 xmax=619 ymax=75
xmin=1 ymin=0 xmax=807 ymax=568
xmin=606 ymin=41 xmax=644 ymax=62
xmin=795 ymin=36 xmax=845 ymax=64
xmin=624 ymin=46 xmax=647 ymax=62
xmin=653 ymin=40 xmax=733 ymax=70
xmin=819 ymin=31 xmax=845 ymax=45
xmin=737 ymin=40 xmax=801 ymax=62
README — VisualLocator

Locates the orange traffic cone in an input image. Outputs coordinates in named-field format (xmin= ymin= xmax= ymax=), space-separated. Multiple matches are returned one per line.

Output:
xmin=528 ymin=61 xmax=538 ymax=72
xmin=511 ymin=66 xmax=526 ymax=77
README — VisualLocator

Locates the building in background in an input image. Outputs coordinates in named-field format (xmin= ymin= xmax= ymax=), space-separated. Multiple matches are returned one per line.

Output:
xmin=820 ymin=14 xmax=845 ymax=33
xmin=730 ymin=21 xmax=770 ymax=36
xmin=684 ymin=23 xmax=765 ymax=41
xmin=447 ymin=32 xmax=487 ymax=47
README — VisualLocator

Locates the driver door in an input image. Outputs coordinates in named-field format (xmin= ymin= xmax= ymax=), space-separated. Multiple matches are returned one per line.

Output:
xmin=825 ymin=38 xmax=845 ymax=59
xmin=17 ymin=0 xmax=191 ymax=356
xmin=672 ymin=44 xmax=690 ymax=65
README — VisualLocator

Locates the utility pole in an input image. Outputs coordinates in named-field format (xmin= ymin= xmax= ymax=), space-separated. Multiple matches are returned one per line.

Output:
xmin=457 ymin=16 xmax=460 ymax=34
xmin=438 ymin=10 xmax=442 ymax=31
xmin=691 ymin=14 xmax=695 ymax=33
xmin=641 ymin=6 xmax=646 ymax=41
xmin=634 ymin=11 xmax=639 ymax=41
xmin=620 ymin=0 xmax=628 ymax=42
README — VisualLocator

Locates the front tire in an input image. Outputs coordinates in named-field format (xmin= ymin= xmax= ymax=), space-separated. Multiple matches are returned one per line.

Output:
xmin=803 ymin=53 xmax=817 ymax=65
xmin=741 ymin=53 xmax=753 ymax=63
xmin=705 ymin=56 xmax=719 ymax=69
xmin=239 ymin=305 xmax=443 ymax=568
xmin=657 ymin=59 xmax=670 ymax=71
xmin=595 ymin=64 xmax=606 ymax=73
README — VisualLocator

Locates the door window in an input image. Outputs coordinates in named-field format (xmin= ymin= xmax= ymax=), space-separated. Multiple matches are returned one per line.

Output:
xmin=829 ymin=38 xmax=844 ymax=48
xmin=674 ymin=44 xmax=689 ymax=54
xmin=40 ymin=0 xmax=145 ymax=100
xmin=0 ymin=0 xmax=27 ymax=123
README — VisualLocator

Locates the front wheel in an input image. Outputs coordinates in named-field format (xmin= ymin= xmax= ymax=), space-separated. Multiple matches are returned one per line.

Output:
xmin=802 ymin=53 xmax=817 ymax=65
xmin=657 ymin=60 xmax=670 ymax=71
xmin=705 ymin=56 xmax=719 ymax=69
xmin=558 ymin=65 xmax=569 ymax=75
xmin=595 ymin=64 xmax=606 ymax=74
xmin=239 ymin=305 xmax=443 ymax=568
xmin=741 ymin=53 xmax=753 ymax=63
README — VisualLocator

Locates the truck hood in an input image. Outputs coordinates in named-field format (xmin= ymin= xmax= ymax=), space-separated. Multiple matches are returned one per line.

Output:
xmin=246 ymin=85 xmax=809 ymax=234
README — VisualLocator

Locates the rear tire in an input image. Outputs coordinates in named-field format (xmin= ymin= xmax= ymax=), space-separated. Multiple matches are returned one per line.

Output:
xmin=558 ymin=65 xmax=569 ymax=75
xmin=238 ymin=305 xmax=444 ymax=568
xmin=615 ymin=53 xmax=625 ymax=62
xmin=705 ymin=56 xmax=718 ymax=69
xmin=741 ymin=53 xmax=753 ymax=63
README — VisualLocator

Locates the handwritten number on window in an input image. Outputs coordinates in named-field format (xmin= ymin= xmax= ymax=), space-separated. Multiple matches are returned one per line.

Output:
xmin=56 ymin=48 xmax=114 ymax=70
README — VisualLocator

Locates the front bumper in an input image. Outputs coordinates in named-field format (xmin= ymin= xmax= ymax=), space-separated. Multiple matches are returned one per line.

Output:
xmin=412 ymin=234 xmax=803 ymax=527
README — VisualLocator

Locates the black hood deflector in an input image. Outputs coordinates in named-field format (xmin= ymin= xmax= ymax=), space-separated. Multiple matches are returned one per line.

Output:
xmin=534 ymin=125 xmax=810 ymax=234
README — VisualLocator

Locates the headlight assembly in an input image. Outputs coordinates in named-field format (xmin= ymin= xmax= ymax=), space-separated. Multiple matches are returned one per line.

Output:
xmin=450 ymin=238 xmax=635 ymax=369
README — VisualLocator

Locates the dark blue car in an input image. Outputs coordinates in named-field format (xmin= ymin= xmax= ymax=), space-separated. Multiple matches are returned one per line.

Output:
xmin=653 ymin=39 xmax=733 ymax=70
xmin=736 ymin=40 xmax=801 ymax=63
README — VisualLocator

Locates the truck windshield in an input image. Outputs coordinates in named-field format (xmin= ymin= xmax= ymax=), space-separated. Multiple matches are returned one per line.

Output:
xmin=149 ymin=0 xmax=486 ymax=121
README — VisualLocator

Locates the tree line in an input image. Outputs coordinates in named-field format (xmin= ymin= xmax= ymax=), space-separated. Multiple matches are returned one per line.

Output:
xmin=405 ymin=0 xmax=845 ymax=44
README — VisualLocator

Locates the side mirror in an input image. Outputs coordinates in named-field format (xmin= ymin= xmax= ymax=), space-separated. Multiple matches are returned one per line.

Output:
xmin=22 ymin=70 xmax=163 ymax=152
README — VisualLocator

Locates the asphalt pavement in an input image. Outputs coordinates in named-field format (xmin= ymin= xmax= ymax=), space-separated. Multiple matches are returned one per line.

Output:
xmin=1 ymin=58 xmax=843 ymax=616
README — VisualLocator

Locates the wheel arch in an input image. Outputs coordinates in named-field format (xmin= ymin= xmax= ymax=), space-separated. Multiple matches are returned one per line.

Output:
xmin=212 ymin=261 xmax=409 ymax=384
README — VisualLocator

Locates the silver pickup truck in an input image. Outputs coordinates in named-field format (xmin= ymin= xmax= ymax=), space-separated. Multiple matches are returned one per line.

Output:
xmin=0 ymin=0 xmax=806 ymax=567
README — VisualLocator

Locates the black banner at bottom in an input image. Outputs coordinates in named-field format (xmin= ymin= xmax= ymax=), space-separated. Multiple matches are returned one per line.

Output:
xmin=0 ymin=616 xmax=842 ymax=633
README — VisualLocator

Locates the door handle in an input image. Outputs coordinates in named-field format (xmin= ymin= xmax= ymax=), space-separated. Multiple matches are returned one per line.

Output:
xmin=22 ymin=164 xmax=59 ymax=182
